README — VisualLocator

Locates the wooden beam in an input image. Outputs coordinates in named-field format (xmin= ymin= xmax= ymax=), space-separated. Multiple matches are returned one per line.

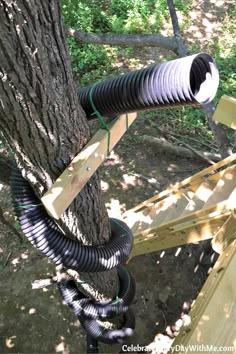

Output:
xmin=41 ymin=112 xmax=137 ymax=219
xmin=131 ymin=218 xmax=226 ymax=257
xmin=126 ymin=153 xmax=236 ymax=214
xmin=213 ymin=95 xmax=236 ymax=129
xmin=211 ymin=215 xmax=236 ymax=254
xmin=129 ymin=201 xmax=230 ymax=256
xmin=133 ymin=200 xmax=229 ymax=239
xmin=170 ymin=241 xmax=236 ymax=353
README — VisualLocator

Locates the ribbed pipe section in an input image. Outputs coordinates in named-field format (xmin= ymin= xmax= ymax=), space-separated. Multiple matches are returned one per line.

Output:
xmin=59 ymin=266 xmax=136 ymax=320
xmin=58 ymin=266 xmax=136 ymax=344
xmin=11 ymin=168 xmax=133 ymax=273
xmin=79 ymin=53 xmax=219 ymax=119
xmin=11 ymin=167 xmax=136 ymax=346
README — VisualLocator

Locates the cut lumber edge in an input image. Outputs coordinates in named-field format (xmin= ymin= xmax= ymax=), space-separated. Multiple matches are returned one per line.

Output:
xmin=213 ymin=94 xmax=236 ymax=130
xmin=41 ymin=112 xmax=137 ymax=219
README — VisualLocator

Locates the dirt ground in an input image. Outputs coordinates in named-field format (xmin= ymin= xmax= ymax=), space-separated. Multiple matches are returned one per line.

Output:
xmin=0 ymin=1 xmax=233 ymax=353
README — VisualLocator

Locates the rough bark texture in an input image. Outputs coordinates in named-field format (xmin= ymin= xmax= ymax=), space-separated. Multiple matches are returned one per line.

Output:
xmin=166 ymin=0 xmax=188 ymax=57
xmin=0 ymin=0 xmax=117 ymax=300
xmin=65 ymin=26 xmax=179 ymax=53
xmin=0 ymin=153 xmax=12 ymax=185
xmin=204 ymin=103 xmax=233 ymax=158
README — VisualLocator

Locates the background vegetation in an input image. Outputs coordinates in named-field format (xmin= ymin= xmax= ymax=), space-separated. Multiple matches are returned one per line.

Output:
xmin=61 ymin=0 xmax=236 ymax=144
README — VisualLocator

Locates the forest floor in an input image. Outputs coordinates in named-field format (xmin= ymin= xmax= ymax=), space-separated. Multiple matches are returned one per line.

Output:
xmin=0 ymin=1 xmax=234 ymax=354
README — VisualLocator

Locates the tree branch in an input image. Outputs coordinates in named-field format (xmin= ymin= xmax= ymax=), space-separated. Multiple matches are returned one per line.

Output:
xmin=167 ymin=0 xmax=188 ymax=57
xmin=64 ymin=26 xmax=178 ymax=53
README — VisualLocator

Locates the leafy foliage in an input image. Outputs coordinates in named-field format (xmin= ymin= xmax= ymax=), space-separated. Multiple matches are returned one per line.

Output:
xmin=61 ymin=0 xmax=235 ymax=142
xmin=109 ymin=0 xmax=168 ymax=33
xmin=61 ymin=0 xmax=169 ymax=84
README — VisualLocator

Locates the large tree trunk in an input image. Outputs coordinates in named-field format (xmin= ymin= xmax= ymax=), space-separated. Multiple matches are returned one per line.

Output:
xmin=0 ymin=0 xmax=117 ymax=300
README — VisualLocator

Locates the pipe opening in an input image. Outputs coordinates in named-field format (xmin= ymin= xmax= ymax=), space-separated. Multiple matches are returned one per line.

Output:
xmin=190 ymin=53 xmax=219 ymax=104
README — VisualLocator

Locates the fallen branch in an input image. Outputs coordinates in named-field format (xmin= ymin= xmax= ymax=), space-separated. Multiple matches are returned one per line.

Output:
xmin=154 ymin=126 xmax=219 ymax=151
xmin=65 ymin=26 xmax=178 ymax=53
xmin=143 ymin=135 xmax=222 ymax=163
xmin=169 ymin=135 xmax=215 ymax=165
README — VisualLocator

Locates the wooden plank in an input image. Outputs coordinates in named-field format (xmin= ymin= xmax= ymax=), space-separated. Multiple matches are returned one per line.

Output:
xmin=181 ymin=180 xmax=216 ymax=216
xmin=226 ymin=186 xmax=236 ymax=211
xmin=150 ymin=192 xmax=190 ymax=228
xmin=212 ymin=215 xmax=236 ymax=254
xmin=170 ymin=241 xmax=236 ymax=353
xmin=213 ymin=95 xmax=236 ymax=129
xmin=131 ymin=219 xmax=224 ymax=257
xmin=203 ymin=165 xmax=236 ymax=208
xmin=133 ymin=200 xmax=229 ymax=239
xmin=129 ymin=190 xmax=189 ymax=235
xmin=169 ymin=212 xmax=230 ymax=234
xmin=126 ymin=154 xmax=236 ymax=214
xmin=41 ymin=112 xmax=137 ymax=219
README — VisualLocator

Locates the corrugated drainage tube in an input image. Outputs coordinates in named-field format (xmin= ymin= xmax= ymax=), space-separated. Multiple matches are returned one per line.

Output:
xmin=11 ymin=168 xmax=135 ymax=344
xmin=79 ymin=53 xmax=219 ymax=119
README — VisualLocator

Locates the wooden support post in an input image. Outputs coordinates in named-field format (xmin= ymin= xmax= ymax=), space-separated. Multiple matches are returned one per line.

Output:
xmin=213 ymin=95 xmax=236 ymax=130
xmin=42 ymin=112 xmax=137 ymax=219
xmin=169 ymin=240 xmax=236 ymax=353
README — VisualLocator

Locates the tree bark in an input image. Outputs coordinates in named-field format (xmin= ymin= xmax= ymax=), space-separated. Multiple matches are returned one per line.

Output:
xmin=204 ymin=103 xmax=233 ymax=158
xmin=0 ymin=0 xmax=117 ymax=300
xmin=166 ymin=0 xmax=188 ymax=57
xmin=65 ymin=26 xmax=179 ymax=53
xmin=0 ymin=153 xmax=12 ymax=185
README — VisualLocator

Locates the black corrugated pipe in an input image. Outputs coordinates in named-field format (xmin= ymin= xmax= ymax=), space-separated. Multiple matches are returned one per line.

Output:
xmin=79 ymin=53 xmax=219 ymax=119
xmin=58 ymin=266 xmax=136 ymax=320
xmin=58 ymin=266 xmax=136 ymax=344
xmin=11 ymin=169 xmax=133 ymax=273
xmin=11 ymin=168 xmax=135 ymax=347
